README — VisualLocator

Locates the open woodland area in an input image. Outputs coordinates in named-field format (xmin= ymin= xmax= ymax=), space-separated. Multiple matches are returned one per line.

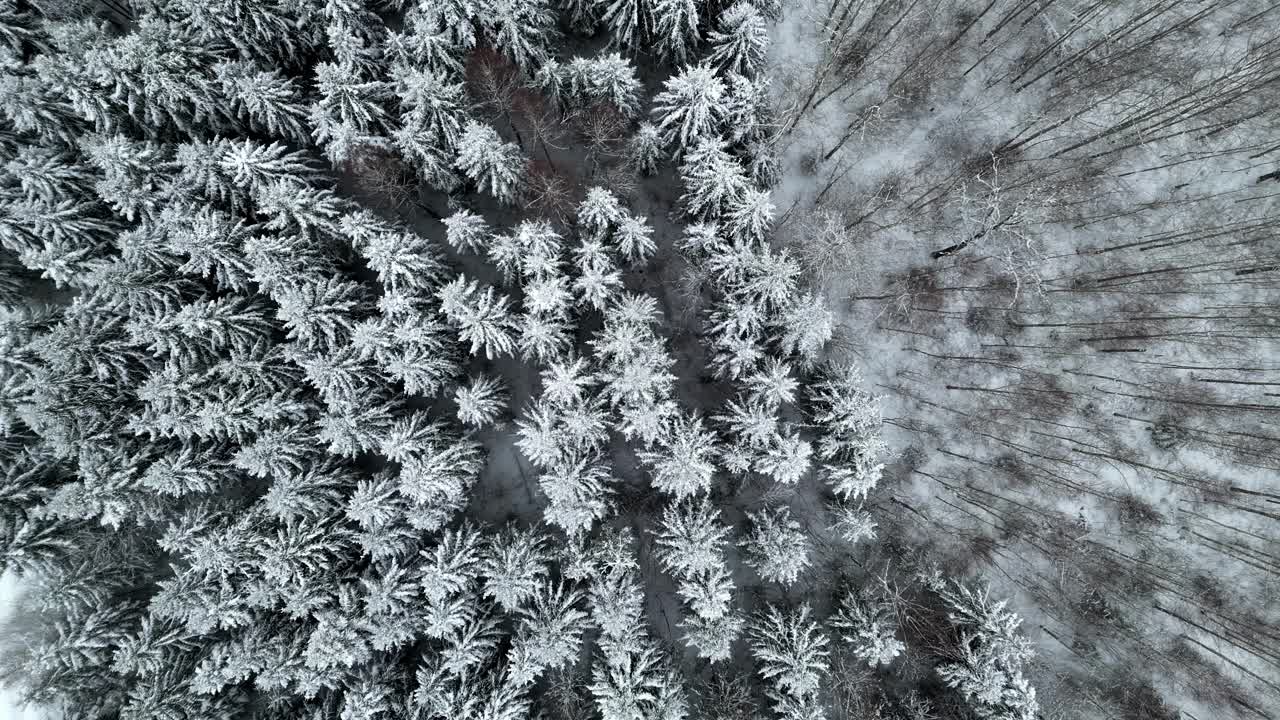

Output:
xmin=0 ymin=1 xmax=1276 ymax=720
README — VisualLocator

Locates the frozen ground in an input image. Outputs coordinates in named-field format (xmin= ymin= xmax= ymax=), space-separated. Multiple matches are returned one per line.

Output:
xmin=765 ymin=0 xmax=1280 ymax=716
xmin=0 ymin=575 xmax=39 ymax=720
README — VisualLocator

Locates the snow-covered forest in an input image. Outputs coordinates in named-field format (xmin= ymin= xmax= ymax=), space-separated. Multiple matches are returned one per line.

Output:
xmin=0 ymin=0 xmax=1274 ymax=719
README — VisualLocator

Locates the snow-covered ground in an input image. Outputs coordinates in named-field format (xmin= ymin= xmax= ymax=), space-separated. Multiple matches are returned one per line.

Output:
xmin=765 ymin=0 xmax=1280 ymax=715
xmin=0 ymin=575 xmax=38 ymax=720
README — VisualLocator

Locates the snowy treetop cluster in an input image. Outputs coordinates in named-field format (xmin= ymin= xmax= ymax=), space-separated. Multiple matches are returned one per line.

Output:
xmin=0 ymin=1 xmax=1037 ymax=719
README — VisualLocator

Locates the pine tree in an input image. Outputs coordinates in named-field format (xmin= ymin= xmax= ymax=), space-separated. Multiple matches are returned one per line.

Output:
xmin=523 ymin=273 xmax=573 ymax=317
xmin=743 ymin=506 xmax=809 ymax=585
xmin=481 ymin=525 xmax=550 ymax=612
xmin=578 ymin=186 xmax=628 ymax=239
xmin=625 ymin=122 xmax=663 ymax=176
xmin=775 ymin=292 xmax=833 ymax=366
xmin=403 ymin=0 xmax=478 ymax=54
xmin=394 ymin=65 xmax=469 ymax=151
xmin=748 ymin=604 xmax=829 ymax=700
xmin=419 ymin=523 xmax=484 ymax=603
xmin=454 ymin=121 xmax=524 ymax=204
xmin=638 ymin=413 xmax=718 ymax=499
xmin=723 ymin=72 xmax=773 ymax=145
xmin=754 ymin=430 xmax=811 ymax=486
xmin=806 ymin=362 xmax=887 ymax=503
xmin=707 ymin=3 xmax=769 ymax=76
xmin=588 ymin=534 xmax=647 ymax=663
xmin=356 ymin=228 xmax=449 ymax=294
xmin=830 ymin=591 xmax=904 ymax=667
xmin=539 ymin=453 xmax=614 ymax=536
xmin=601 ymin=0 xmax=648 ymax=51
xmin=679 ymin=138 xmax=749 ymax=219
xmin=309 ymin=60 xmax=393 ymax=164
xmin=682 ymin=612 xmax=744 ymax=663
xmin=590 ymin=643 xmax=665 ymax=720
xmin=715 ymin=395 xmax=778 ymax=448
xmin=574 ymin=256 xmax=624 ymax=311
xmin=652 ymin=65 xmax=727 ymax=150
xmin=169 ymin=0 xmax=318 ymax=66
xmin=217 ymin=139 xmax=322 ymax=196
xmin=436 ymin=276 xmax=518 ymax=359
xmin=79 ymin=17 xmax=231 ymax=135
xmin=648 ymin=0 xmax=700 ymax=63
xmin=441 ymin=207 xmax=490 ymax=255
xmin=518 ymin=311 xmax=574 ymax=363
xmin=653 ymin=497 xmax=731 ymax=578
xmin=829 ymin=503 xmax=877 ymax=545
xmin=273 ymin=277 xmax=370 ymax=351
xmin=561 ymin=54 xmax=643 ymax=118
xmin=454 ymin=374 xmax=509 ymax=428
xmin=539 ymin=354 xmax=597 ymax=408
xmin=676 ymin=565 xmax=735 ymax=621
xmin=476 ymin=0 xmax=559 ymax=71
xmin=252 ymin=180 xmax=349 ymax=237
xmin=513 ymin=581 xmax=589 ymax=681
xmin=932 ymin=582 xmax=1039 ymax=720
xmin=725 ymin=188 xmax=774 ymax=242
xmin=214 ymin=61 xmax=311 ymax=145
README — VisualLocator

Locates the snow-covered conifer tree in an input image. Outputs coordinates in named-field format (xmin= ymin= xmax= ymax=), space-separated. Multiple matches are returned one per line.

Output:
xmin=651 ymin=65 xmax=727 ymax=149
xmin=654 ymin=497 xmax=731 ymax=578
xmin=454 ymin=121 xmax=524 ymax=203
xmin=436 ymin=276 xmax=518 ymax=359
xmin=754 ymin=430 xmax=811 ymax=485
xmin=639 ymin=413 xmax=718 ymax=499
xmin=539 ymin=454 xmax=614 ymax=535
xmin=394 ymin=66 xmax=468 ymax=150
xmin=574 ymin=254 xmax=624 ymax=311
xmin=358 ymin=229 xmax=449 ymax=293
xmin=601 ymin=0 xmax=649 ymax=51
xmin=707 ymin=3 xmax=769 ymax=76
xmin=625 ymin=122 xmax=663 ymax=176
xmin=931 ymin=582 xmax=1039 ymax=720
xmin=829 ymin=503 xmax=877 ymax=545
xmin=218 ymin=138 xmax=321 ymax=197
xmin=310 ymin=61 xmax=393 ymax=164
xmin=476 ymin=0 xmax=559 ymax=71
xmin=274 ymin=277 xmax=370 ymax=351
xmin=676 ymin=564 xmax=735 ymax=621
xmin=442 ymin=208 xmax=490 ymax=254
xmin=830 ymin=591 xmax=905 ymax=667
xmin=742 ymin=506 xmax=810 ymax=585
xmin=590 ymin=643 xmax=661 ymax=717
xmin=715 ymin=395 xmax=778 ymax=448
xmin=481 ymin=525 xmax=550 ymax=612
xmin=648 ymin=0 xmax=700 ymax=62
xmin=726 ymin=188 xmax=774 ymax=242
xmin=578 ymin=186 xmax=628 ymax=239
xmin=683 ymin=612 xmax=744 ymax=663
xmin=679 ymin=138 xmax=749 ymax=219
xmin=723 ymin=72 xmax=773 ymax=145
xmin=561 ymin=54 xmax=643 ymax=118
xmin=454 ymin=374 xmax=509 ymax=428
xmin=805 ymin=362 xmax=887 ymax=503
xmin=540 ymin=354 xmax=597 ymax=408
xmin=587 ymin=535 xmax=647 ymax=663
xmin=775 ymin=292 xmax=833 ymax=365
xmin=215 ymin=61 xmax=311 ymax=145
xmin=518 ymin=312 xmax=574 ymax=363
xmin=748 ymin=604 xmax=829 ymax=700
xmin=512 ymin=581 xmax=589 ymax=680
xmin=614 ymin=214 xmax=656 ymax=264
